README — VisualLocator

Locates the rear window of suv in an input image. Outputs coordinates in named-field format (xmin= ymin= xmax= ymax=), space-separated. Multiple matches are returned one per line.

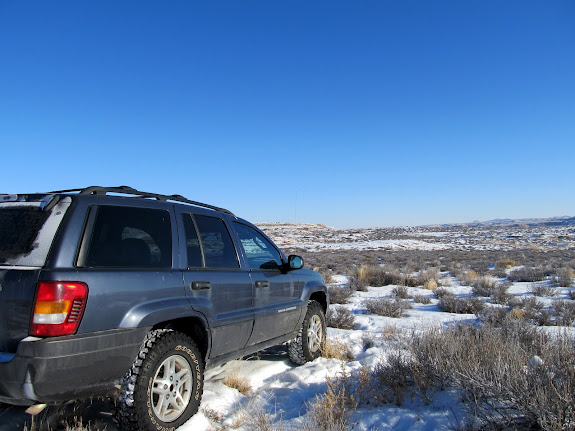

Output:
xmin=0 ymin=199 xmax=71 ymax=267
xmin=82 ymin=206 xmax=172 ymax=268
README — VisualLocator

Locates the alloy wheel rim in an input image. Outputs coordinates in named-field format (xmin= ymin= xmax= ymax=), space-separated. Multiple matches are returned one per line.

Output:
xmin=151 ymin=354 xmax=193 ymax=422
xmin=307 ymin=315 xmax=323 ymax=353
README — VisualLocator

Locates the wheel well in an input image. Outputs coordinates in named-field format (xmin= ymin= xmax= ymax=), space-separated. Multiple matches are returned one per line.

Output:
xmin=309 ymin=291 xmax=327 ymax=312
xmin=153 ymin=317 xmax=209 ymax=361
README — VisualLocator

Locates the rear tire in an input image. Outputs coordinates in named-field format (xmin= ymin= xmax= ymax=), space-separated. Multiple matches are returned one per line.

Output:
xmin=115 ymin=329 xmax=204 ymax=431
xmin=288 ymin=300 xmax=326 ymax=365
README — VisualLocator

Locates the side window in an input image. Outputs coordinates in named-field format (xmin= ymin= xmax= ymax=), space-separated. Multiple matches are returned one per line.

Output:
xmin=232 ymin=222 xmax=283 ymax=270
xmin=83 ymin=206 xmax=172 ymax=268
xmin=182 ymin=214 xmax=203 ymax=268
xmin=194 ymin=215 xmax=239 ymax=269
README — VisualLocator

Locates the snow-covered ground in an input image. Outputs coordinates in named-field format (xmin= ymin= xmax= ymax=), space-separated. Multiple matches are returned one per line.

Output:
xmin=169 ymin=271 xmax=573 ymax=431
xmin=258 ymin=222 xmax=575 ymax=252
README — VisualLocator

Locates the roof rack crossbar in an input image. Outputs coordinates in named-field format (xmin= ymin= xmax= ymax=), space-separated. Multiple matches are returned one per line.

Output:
xmin=48 ymin=186 xmax=234 ymax=215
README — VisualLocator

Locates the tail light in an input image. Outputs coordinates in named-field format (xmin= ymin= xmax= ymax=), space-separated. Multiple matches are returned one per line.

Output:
xmin=30 ymin=281 xmax=89 ymax=337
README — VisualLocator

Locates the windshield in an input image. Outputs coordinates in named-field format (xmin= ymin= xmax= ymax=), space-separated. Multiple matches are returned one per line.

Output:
xmin=0 ymin=198 xmax=70 ymax=267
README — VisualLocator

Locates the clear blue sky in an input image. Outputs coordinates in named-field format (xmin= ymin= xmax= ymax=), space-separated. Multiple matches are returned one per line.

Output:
xmin=1 ymin=1 xmax=574 ymax=227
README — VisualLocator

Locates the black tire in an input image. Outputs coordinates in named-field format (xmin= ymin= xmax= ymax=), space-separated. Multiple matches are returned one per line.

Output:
xmin=115 ymin=329 xmax=204 ymax=431
xmin=288 ymin=300 xmax=326 ymax=365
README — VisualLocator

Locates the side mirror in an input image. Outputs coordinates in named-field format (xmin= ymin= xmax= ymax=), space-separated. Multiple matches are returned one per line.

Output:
xmin=287 ymin=255 xmax=304 ymax=270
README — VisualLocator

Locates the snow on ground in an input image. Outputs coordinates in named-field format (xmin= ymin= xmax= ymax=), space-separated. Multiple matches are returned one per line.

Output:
xmin=176 ymin=275 xmax=574 ymax=431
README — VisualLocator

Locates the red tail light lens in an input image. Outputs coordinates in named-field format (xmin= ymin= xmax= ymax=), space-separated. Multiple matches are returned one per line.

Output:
xmin=30 ymin=281 xmax=89 ymax=337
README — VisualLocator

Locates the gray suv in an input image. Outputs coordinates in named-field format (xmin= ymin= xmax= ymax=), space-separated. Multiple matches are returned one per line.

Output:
xmin=0 ymin=186 xmax=328 ymax=430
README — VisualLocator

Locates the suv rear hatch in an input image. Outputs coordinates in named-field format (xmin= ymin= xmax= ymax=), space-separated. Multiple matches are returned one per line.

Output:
xmin=0 ymin=194 xmax=71 ymax=358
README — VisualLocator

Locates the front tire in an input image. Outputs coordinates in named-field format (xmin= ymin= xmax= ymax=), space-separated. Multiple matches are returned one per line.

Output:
xmin=115 ymin=329 xmax=204 ymax=431
xmin=288 ymin=300 xmax=326 ymax=365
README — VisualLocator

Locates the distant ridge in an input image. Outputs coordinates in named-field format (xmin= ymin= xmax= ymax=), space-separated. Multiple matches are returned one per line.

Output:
xmin=436 ymin=216 xmax=575 ymax=228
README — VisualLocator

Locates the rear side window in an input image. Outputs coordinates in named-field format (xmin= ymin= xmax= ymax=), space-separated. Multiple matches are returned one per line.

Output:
xmin=193 ymin=215 xmax=239 ymax=269
xmin=83 ymin=206 xmax=172 ymax=268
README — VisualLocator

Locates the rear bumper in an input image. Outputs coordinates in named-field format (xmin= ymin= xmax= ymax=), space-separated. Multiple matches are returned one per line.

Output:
xmin=0 ymin=327 xmax=150 ymax=405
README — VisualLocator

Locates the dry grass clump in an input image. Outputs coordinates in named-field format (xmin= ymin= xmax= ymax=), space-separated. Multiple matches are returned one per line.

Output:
xmin=508 ymin=266 xmax=546 ymax=282
xmin=530 ymin=283 xmax=559 ymax=297
xmin=327 ymin=286 xmax=353 ymax=304
xmin=413 ymin=294 xmax=431 ymax=304
xmin=391 ymin=285 xmax=410 ymax=299
xmin=223 ymin=366 xmax=252 ymax=395
xmin=22 ymin=399 xmax=110 ymax=431
xmin=364 ymin=298 xmax=411 ymax=318
xmin=438 ymin=294 xmax=484 ymax=314
xmin=349 ymin=264 xmax=402 ymax=290
xmin=321 ymin=337 xmax=355 ymax=362
xmin=327 ymin=306 xmax=356 ymax=330
xmin=457 ymin=270 xmax=479 ymax=286
xmin=304 ymin=369 xmax=354 ymax=431
xmin=417 ymin=267 xmax=440 ymax=286
xmin=496 ymin=257 xmax=516 ymax=269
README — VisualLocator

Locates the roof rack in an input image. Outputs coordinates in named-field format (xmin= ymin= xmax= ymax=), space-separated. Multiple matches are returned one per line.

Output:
xmin=49 ymin=185 xmax=235 ymax=215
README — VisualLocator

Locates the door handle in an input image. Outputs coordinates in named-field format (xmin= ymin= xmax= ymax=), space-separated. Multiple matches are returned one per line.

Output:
xmin=191 ymin=281 xmax=211 ymax=290
xmin=255 ymin=280 xmax=270 ymax=288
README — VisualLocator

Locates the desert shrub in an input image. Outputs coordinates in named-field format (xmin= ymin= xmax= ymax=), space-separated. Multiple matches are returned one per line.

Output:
xmin=372 ymin=351 xmax=415 ymax=405
xmin=438 ymin=295 xmax=484 ymax=314
xmin=432 ymin=287 xmax=451 ymax=299
xmin=530 ymin=283 xmax=558 ymax=297
xmin=327 ymin=306 xmax=356 ymax=330
xmin=413 ymin=294 xmax=431 ymax=304
xmin=496 ymin=258 xmax=516 ymax=269
xmin=438 ymin=276 xmax=451 ymax=287
xmin=457 ymin=270 xmax=479 ymax=286
xmin=476 ymin=306 xmax=509 ymax=327
xmin=550 ymin=267 xmax=573 ymax=287
xmin=391 ymin=285 xmax=410 ymax=299
xmin=472 ymin=276 xmax=498 ymax=297
xmin=507 ymin=296 xmax=555 ymax=326
xmin=510 ymin=296 xmax=544 ymax=312
xmin=321 ymin=337 xmax=355 ymax=361
xmin=328 ymin=286 xmax=353 ymax=304
xmin=491 ymin=281 xmax=512 ymax=305
xmin=409 ymin=322 xmax=574 ymax=430
xmin=552 ymin=300 xmax=575 ymax=327
xmin=349 ymin=264 xmax=404 ymax=290
xmin=417 ymin=267 xmax=440 ymax=286
xmin=365 ymin=298 xmax=411 ymax=318
xmin=508 ymin=266 xmax=546 ymax=282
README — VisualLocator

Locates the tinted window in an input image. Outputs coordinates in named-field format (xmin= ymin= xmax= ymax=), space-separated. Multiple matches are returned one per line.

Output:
xmin=182 ymin=214 xmax=203 ymax=268
xmin=84 ymin=206 xmax=172 ymax=268
xmin=0 ymin=206 xmax=49 ymax=264
xmin=194 ymin=215 xmax=239 ymax=269
xmin=233 ymin=223 xmax=282 ymax=270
